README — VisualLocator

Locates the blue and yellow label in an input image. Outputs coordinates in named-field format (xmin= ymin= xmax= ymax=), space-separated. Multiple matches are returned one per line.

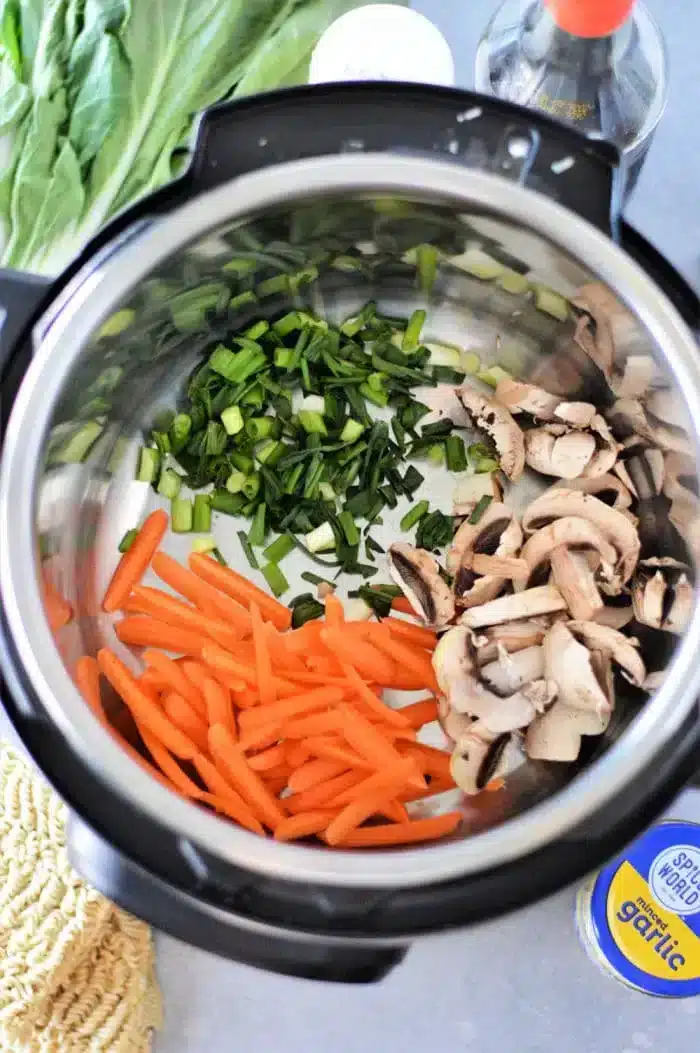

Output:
xmin=588 ymin=821 xmax=700 ymax=997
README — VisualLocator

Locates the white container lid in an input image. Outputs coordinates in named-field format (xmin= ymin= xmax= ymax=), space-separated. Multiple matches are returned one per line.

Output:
xmin=309 ymin=4 xmax=455 ymax=87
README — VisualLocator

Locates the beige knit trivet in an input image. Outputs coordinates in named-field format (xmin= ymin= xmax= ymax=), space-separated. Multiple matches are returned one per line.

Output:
xmin=0 ymin=744 xmax=162 ymax=1052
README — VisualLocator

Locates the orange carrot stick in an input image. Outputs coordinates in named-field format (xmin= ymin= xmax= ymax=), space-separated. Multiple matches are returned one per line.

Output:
xmin=202 ymin=677 xmax=235 ymax=736
xmin=385 ymin=617 xmax=437 ymax=650
xmin=142 ymin=649 xmax=205 ymax=715
xmin=326 ymin=759 xmax=416 ymax=808
xmin=391 ymin=596 xmax=415 ymax=616
xmin=152 ymin=551 xmax=253 ymax=636
xmin=103 ymin=510 xmax=168 ymax=612
xmin=324 ymin=592 xmax=345 ymax=629
xmin=75 ymin=656 xmax=105 ymax=720
xmin=263 ymin=621 xmax=307 ymax=674
xmin=367 ymin=624 xmax=440 ymax=693
xmin=209 ymin=724 xmax=286 ymax=831
xmin=321 ymin=627 xmax=395 ymax=685
xmin=250 ymin=602 xmax=276 ymax=708
xmin=138 ymin=724 xmax=206 ymax=798
xmin=43 ymin=572 xmax=73 ymax=630
xmin=284 ymin=621 xmax=325 ymax=653
xmin=337 ymin=704 xmax=424 ymax=790
xmin=397 ymin=698 xmax=439 ymax=729
xmin=192 ymin=754 xmax=265 ymax=834
xmin=274 ymin=812 xmax=337 ymax=842
xmin=284 ymin=741 xmax=312 ymax=768
xmin=401 ymin=742 xmax=453 ymax=782
xmin=164 ymin=693 xmax=209 ymax=753
xmin=324 ymin=763 xmax=418 ymax=845
xmin=247 ymin=745 xmax=287 ymax=772
xmin=339 ymin=662 xmax=410 ymax=728
xmin=238 ymin=686 xmax=346 ymax=732
xmin=97 ymin=648 xmax=197 ymax=759
xmin=139 ymin=668 xmax=169 ymax=692
xmin=237 ymin=724 xmax=282 ymax=753
xmin=126 ymin=585 xmax=241 ymax=650
xmin=200 ymin=645 xmax=300 ymax=697
xmin=285 ymin=770 xmax=366 ymax=815
xmin=115 ymin=615 xmax=211 ymax=656
xmin=189 ymin=553 xmax=292 ymax=631
xmin=282 ymin=710 xmax=344 ymax=739
xmin=382 ymin=800 xmax=410 ymax=823
xmin=287 ymin=758 xmax=347 ymax=794
xmin=336 ymin=812 xmax=462 ymax=847
xmin=301 ymin=735 xmax=372 ymax=771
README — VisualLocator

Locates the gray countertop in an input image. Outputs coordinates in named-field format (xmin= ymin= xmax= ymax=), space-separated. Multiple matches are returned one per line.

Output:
xmin=153 ymin=4 xmax=700 ymax=1051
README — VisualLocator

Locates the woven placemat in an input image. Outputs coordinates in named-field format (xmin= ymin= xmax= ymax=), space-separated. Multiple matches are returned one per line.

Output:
xmin=0 ymin=744 xmax=162 ymax=1051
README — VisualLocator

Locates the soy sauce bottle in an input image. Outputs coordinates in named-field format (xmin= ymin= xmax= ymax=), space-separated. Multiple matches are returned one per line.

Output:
xmin=475 ymin=0 xmax=668 ymax=197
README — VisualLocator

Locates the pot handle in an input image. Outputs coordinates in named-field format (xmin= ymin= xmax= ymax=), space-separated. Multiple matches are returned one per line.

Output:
xmin=67 ymin=814 xmax=407 ymax=983
xmin=186 ymin=83 xmax=621 ymax=235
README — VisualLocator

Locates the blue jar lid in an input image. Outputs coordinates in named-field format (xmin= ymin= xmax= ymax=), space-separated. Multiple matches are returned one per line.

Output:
xmin=581 ymin=821 xmax=700 ymax=997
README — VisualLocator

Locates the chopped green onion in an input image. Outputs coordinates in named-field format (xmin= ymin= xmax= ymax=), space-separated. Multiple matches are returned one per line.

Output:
xmin=445 ymin=435 xmax=468 ymax=473
xmin=400 ymin=499 xmax=430 ymax=531
xmin=257 ymin=440 xmax=284 ymax=465
xmin=52 ymin=421 xmax=103 ymax=464
xmin=338 ymin=511 xmax=360 ymax=546
xmin=421 ymin=419 xmax=453 ymax=438
xmin=229 ymin=290 xmax=257 ymax=311
xmin=211 ymin=547 xmax=228 ymax=566
xmin=469 ymin=494 xmax=493 ymax=524
xmin=171 ymin=497 xmax=193 ymax=533
xmin=301 ymin=571 xmax=332 ymax=587
xmin=245 ymin=320 xmax=270 ymax=341
xmin=290 ymin=596 xmax=325 ymax=627
xmin=137 ymin=446 xmax=160 ymax=483
xmin=402 ymin=309 xmax=426 ymax=352
xmin=229 ymin=451 xmax=254 ymax=475
xmin=460 ymin=351 xmax=481 ymax=374
xmin=339 ymin=419 xmax=365 ymax=443
xmin=245 ymin=417 xmax=273 ymax=441
xmin=226 ymin=470 xmax=247 ymax=494
xmin=298 ymin=410 xmax=327 ymax=436
xmin=191 ymin=535 xmax=217 ymax=554
xmin=263 ymin=534 xmax=296 ymax=564
xmin=237 ymin=531 xmax=259 ymax=569
xmin=359 ymin=382 xmax=389 ymax=408
xmin=157 ymin=467 xmax=182 ymax=500
xmin=402 ymin=465 xmax=424 ymax=495
xmin=98 ymin=309 xmax=135 ymax=339
xmin=261 ymin=562 xmax=289 ymax=598
xmin=242 ymin=473 xmax=261 ymax=500
xmin=427 ymin=444 xmax=445 ymax=465
xmin=257 ymin=274 xmax=289 ymax=298
xmin=274 ymin=348 xmax=295 ymax=369
xmin=274 ymin=311 xmax=304 ymax=336
xmin=416 ymin=510 xmax=454 ymax=551
xmin=534 ymin=284 xmax=569 ymax=321
xmin=118 ymin=528 xmax=138 ymax=553
xmin=248 ymin=503 xmax=267 ymax=547
xmin=210 ymin=489 xmax=246 ymax=516
xmin=476 ymin=457 xmax=499 ymax=473
xmin=193 ymin=494 xmax=212 ymax=533
xmin=169 ymin=413 xmax=193 ymax=452
xmin=476 ymin=365 xmax=511 ymax=389
xmin=221 ymin=405 xmax=244 ymax=435
xmin=305 ymin=521 xmax=336 ymax=553
xmin=417 ymin=244 xmax=438 ymax=294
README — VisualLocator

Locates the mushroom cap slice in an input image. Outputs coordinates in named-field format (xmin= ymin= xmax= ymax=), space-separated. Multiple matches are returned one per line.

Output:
xmin=473 ymin=617 xmax=550 ymax=662
xmin=458 ymin=387 xmax=525 ymax=481
xmin=451 ymin=725 xmax=519 ymax=795
xmin=550 ymin=547 xmax=603 ymax=621
xmin=543 ymin=622 xmax=612 ymax=720
xmin=460 ymin=585 xmax=568 ymax=628
xmin=433 ymin=625 xmax=476 ymax=704
xmin=520 ymin=515 xmax=618 ymax=584
xmin=448 ymin=502 xmax=523 ymax=609
xmin=522 ymin=489 xmax=641 ymax=586
xmin=438 ymin=695 xmax=474 ymax=745
xmin=570 ymin=292 xmax=616 ymax=379
xmin=607 ymin=398 xmax=693 ymax=457
xmin=453 ymin=472 xmax=503 ymax=516
xmin=388 ymin=543 xmax=455 ymax=628
xmin=583 ymin=415 xmax=619 ymax=478
xmin=631 ymin=558 xmax=694 ymax=635
xmin=525 ymin=702 xmax=606 ymax=762
xmin=525 ymin=426 xmax=597 ymax=479
xmin=494 ymin=378 xmax=597 ymax=427
xmin=540 ymin=474 xmax=634 ymax=510
xmin=566 ymin=621 xmax=646 ymax=687
xmin=480 ymin=645 xmax=545 ymax=694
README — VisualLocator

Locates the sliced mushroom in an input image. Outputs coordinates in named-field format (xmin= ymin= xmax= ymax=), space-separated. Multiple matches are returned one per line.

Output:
xmin=472 ymin=617 xmax=550 ymax=662
xmin=458 ymin=387 xmax=525 ymax=481
xmin=522 ymin=489 xmax=641 ymax=586
xmin=613 ymin=355 xmax=656 ymax=399
xmin=453 ymin=472 xmax=503 ymax=517
xmin=525 ymin=425 xmax=596 ymax=479
xmin=642 ymin=670 xmax=665 ymax=693
xmin=663 ymin=453 xmax=700 ymax=564
xmin=460 ymin=585 xmax=568 ymax=628
xmin=566 ymin=621 xmax=646 ymax=687
xmin=631 ymin=558 xmax=694 ymax=635
xmin=540 ymin=474 xmax=634 ymax=511
xmin=451 ymin=725 xmax=513 ymax=795
xmin=550 ymin=547 xmax=604 ymax=621
xmin=448 ymin=502 xmax=523 ymax=609
xmin=495 ymin=378 xmax=596 ymax=427
xmin=521 ymin=515 xmax=618 ymax=587
xmin=388 ymin=543 xmax=455 ymax=628
xmin=570 ymin=292 xmax=616 ymax=380
xmin=525 ymin=701 xmax=609 ymax=762
xmin=438 ymin=695 xmax=474 ymax=745
xmin=480 ymin=645 xmax=545 ymax=694
xmin=543 ymin=622 xmax=613 ymax=720
xmin=606 ymin=398 xmax=693 ymax=457
xmin=574 ymin=282 xmax=656 ymax=394
xmin=464 ymin=553 xmax=529 ymax=580
xmin=593 ymin=603 xmax=635 ymax=630
xmin=615 ymin=447 xmax=664 ymax=499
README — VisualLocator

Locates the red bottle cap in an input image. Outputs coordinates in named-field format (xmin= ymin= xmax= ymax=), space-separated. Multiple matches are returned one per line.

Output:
xmin=545 ymin=0 xmax=635 ymax=37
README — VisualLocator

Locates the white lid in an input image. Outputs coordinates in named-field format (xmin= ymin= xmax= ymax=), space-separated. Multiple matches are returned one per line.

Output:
xmin=309 ymin=4 xmax=455 ymax=87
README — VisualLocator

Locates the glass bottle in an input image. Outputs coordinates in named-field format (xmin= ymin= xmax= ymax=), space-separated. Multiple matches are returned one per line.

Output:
xmin=475 ymin=0 xmax=668 ymax=196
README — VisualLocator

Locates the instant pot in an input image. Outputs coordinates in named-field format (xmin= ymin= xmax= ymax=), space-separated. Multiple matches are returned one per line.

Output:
xmin=1 ymin=85 xmax=700 ymax=983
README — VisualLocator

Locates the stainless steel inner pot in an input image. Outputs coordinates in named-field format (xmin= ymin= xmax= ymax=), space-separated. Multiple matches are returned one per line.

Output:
xmin=2 ymin=155 xmax=700 ymax=890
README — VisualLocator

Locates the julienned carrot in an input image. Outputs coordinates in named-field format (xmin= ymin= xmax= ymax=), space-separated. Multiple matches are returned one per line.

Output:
xmin=142 ymin=649 xmax=205 ymax=715
xmin=200 ymin=645 xmax=300 ymax=697
xmin=189 ymin=553 xmax=292 ymax=631
xmin=283 ymin=621 xmax=324 ymax=653
xmin=152 ymin=551 xmax=253 ymax=636
xmin=401 ymin=742 xmax=453 ymax=782
xmin=139 ymin=668 xmax=169 ymax=692
xmin=380 ymin=800 xmax=410 ymax=823
xmin=339 ymin=662 xmax=410 ymax=728
xmin=367 ymin=624 xmax=440 ymax=693
xmin=326 ymin=759 xmax=416 ymax=809
xmin=390 ymin=596 xmax=415 ymax=616
xmin=274 ymin=811 xmax=337 ymax=842
xmin=75 ymin=656 xmax=105 ymax=720
xmin=282 ymin=710 xmax=344 ymax=739
xmin=43 ymin=572 xmax=73 ymax=630
xmin=398 ymin=698 xmax=439 ymax=729
xmin=263 ymin=621 xmax=307 ymax=674
xmin=336 ymin=812 xmax=462 ymax=847
xmin=324 ymin=764 xmax=418 ymax=845
xmin=115 ymin=615 xmax=211 ymax=656
xmin=126 ymin=585 xmax=241 ymax=650
xmin=385 ymin=617 xmax=438 ymax=650
xmin=324 ymin=592 xmax=344 ymax=629
xmin=320 ymin=627 xmax=395 ymax=685
xmin=247 ymin=745 xmax=287 ymax=772
xmin=284 ymin=741 xmax=312 ymax=768
xmin=285 ymin=770 xmax=366 ymax=815
xmin=209 ymin=724 xmax=286 ymax=831
xmin=233 ymin=686 xmax=261 ymax=710
xmin=202 ymin=677 xmax=235 ymax=736
xmin=302 ymin=735 xmax=372 ymax=771
xmin=337 ymin=704 xmax=425 ymax=791
xmin=192 ymin=753 xmax=265 ymax=835
xmin=237 ymin=723 xmax=282 ymax=753
xmin=250 ymin=602 xmax=276 ymax=708
xmin=164 ymin=693 xmax=209 ymax=753
xmin=103 ymin=510 xmax=169 ymax=613
xmin=238 ymin=685 xmax=346 ymax=732
xmin=287 ymin=758 xmax=347 ymax=794
xmin=97 ymin=648 xmax=197 ymax=759
xmin=138 ymin=723 xmax=206 ymax=799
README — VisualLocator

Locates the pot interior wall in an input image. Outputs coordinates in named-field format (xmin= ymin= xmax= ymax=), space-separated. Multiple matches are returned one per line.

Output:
xmin=31 ymin=188 xmax=694 ymax=850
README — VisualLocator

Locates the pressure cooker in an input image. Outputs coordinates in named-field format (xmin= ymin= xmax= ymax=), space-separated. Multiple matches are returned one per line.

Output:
xmin=1 ymin=85 xmax=699 ymax=983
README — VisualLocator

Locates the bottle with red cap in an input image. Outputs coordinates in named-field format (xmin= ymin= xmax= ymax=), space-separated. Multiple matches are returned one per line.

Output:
xmin=475 ymin=0 xmax=668 ymax=196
